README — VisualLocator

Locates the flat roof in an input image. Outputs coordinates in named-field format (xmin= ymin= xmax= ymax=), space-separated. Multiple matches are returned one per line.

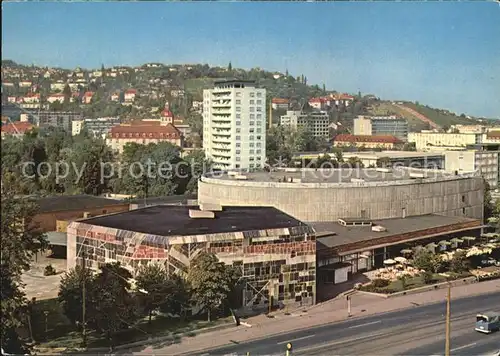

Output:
xmin=81 ymin=205 xmax=306 ymax=237
xmin=46 ymin=231 xmax=67 ymax=246
xmin=214 ymin=79 xmax=256 ymax=85
xmin=128 ymin=194 xmax=196 ymax=207
xmin=313 ymin=214 xmax=479 ymax=249
xmin=342 ymin=151 xmax=445 ymax=159
xmin=208 ymin=168 xmax=454 ymax=184
xmin=35 ymin=195 xmax=127 ymax=213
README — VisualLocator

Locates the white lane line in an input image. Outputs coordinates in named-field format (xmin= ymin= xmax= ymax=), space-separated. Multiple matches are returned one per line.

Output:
xmin=294 ymin=331 xmax=387 ymax=353
xmin=277 ymin=334 xmax=316 ymax=345
xmin=349 ymin=320 xmax=381 ymax=329
xmin=451 ymin=342 xmax=477 ymax=352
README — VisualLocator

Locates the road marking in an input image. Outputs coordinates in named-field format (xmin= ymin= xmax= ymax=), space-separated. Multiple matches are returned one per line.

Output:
xmin=451 ymin=342 xmax=477 ymax=352
xmin=277 ymin=334 xmax=316 ymax=345
xmin=295 ymin=331 xmax=387 ymax=353
xmin=349 ymin=320 xmax=381 ymax=329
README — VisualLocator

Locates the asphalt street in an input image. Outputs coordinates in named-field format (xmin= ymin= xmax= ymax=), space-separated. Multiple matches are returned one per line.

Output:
xmin=197 ymin=291 xmax=500 ymax=356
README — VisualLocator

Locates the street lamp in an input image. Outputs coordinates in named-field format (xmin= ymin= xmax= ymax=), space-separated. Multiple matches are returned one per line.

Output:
xmin=445 ymin=283 xmax=451 ymax=356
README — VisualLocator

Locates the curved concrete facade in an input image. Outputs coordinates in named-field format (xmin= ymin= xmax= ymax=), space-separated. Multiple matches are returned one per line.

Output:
xmin=198 ymin=168 xmax=485 ymax=222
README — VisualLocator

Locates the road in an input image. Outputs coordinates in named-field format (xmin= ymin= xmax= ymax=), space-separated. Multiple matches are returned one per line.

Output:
xmin=197 ymin=291 xmax=500 ymax=356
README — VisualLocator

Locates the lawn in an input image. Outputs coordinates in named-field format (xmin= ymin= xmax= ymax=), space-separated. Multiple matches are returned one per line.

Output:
xmin=27 ymin=298 xmax=232 ymax=351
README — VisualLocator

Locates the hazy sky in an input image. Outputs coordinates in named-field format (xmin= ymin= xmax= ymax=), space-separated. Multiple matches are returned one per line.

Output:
xmin=2 ymin=2 xmax=499 ymax=118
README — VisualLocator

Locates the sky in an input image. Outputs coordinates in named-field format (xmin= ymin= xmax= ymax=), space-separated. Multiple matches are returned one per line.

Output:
xmin=2 ymin=2 xmax=500 ymax=118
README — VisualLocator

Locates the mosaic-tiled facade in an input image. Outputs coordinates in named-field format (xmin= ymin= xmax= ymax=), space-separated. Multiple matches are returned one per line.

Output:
xmin=67 ymin=222 xmax=317 ymax=308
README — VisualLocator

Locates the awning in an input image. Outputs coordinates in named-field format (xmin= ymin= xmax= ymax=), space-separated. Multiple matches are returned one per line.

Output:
xmin=394 ymin=256 xmax=407 ymax=263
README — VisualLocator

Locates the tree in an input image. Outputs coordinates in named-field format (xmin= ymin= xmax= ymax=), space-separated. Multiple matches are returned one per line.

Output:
xmin=413 ymin=249 xmax=442 ymax=273
xmin=187 ymin=253 xmax=240 ymax=322
xmin=1 ymin=173 xmax=47 ymax=354
xmin=63 ymin=84 xmax=72 ymax=105
xmin=88 ymin=263 xmax=138 ymax=349
xmin=376 ymin=156 xmax=391 ymax=168
xmin=183 ymin=149 xmax=211 ymax=194
xmin=228 ymin=61 xmax=232 ymax=71
xmin=62 ymin=136 xmax=114 ymax=195
xmin=483 ymin=179 xmax=494 ymax=220
xmin=58 ymin=265 xmax=95 ymax=326
xmin=136 ymin=264 xmax=176 ymax=324
xmin=450 ymin=250 xmax=469 ymax=274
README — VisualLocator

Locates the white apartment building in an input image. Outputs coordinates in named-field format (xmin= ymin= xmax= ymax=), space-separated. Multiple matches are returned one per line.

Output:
xmin=444 ymin=150 xmax=499 ymax=188
xmin=203 ymin=80 xmax=266 ymax=170
xmin=408 ymin=132 xmax=482 ymax=151
xmin=280 ymin=110 xmax=329 ymax=138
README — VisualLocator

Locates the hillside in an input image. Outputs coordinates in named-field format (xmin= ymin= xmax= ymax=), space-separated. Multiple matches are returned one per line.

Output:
xmin=368 ymin=101 xmax=479 ymax=131
xmin=1 ymin=59 xmax=484 ymax=131
xmin=401 ymin=102 xmax=479 ymax=129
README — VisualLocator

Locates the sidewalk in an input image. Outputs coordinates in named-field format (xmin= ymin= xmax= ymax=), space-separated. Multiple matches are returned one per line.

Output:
xmin=133 ymin=279 xmax=500 ymax=355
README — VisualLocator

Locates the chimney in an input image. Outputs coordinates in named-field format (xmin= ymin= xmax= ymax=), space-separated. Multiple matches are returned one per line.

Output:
xmin=199 ymin=202 xmax=222 ymax=212
xmin=189 ymin=209 xmax=215 ymax=219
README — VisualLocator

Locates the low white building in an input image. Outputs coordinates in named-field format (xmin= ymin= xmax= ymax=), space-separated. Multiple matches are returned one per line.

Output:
xmin=408 ymin=132 xmax=482 ymax=151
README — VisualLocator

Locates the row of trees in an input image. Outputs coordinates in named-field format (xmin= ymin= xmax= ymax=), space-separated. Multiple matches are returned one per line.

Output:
xmin=1 ymin=127 xmax=208 ymax=197
xmin=1 ymin=173 xmax=48 ymax=354
xmin=58 ymin=253 xmax=240 ymax=348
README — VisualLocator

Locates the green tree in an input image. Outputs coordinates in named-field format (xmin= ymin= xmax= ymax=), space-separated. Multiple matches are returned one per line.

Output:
xmin=136 ymin=264 xmax=177 ymax=324
xmin=1 ymin=173 xmax=47 ymax=354
xmin=450 ymin=250 xmax=470 ymax=274
xmin=187 ymin=253 xmax=240 ymax=322
xmin=62 ymin=136 xmax=114 ymax=195
xmin=88 ymin=263 xmax=138 ymax=349
xmin=63 ymin=84 xmax=72 ymax=105
xmin=228 ymin=61 xmax=232 ymax=71
xmin=58 ymin=265 xmax=95 ymax=326
xmin=483 ymin=179 xmax=494 ymax=220
xmin=413 ymin=249 xmax=442 ymax=273
xmin=183 ymin=149 xmax=212 ymax=194
xmin=376 ymin=156 xmax=391 ymax=168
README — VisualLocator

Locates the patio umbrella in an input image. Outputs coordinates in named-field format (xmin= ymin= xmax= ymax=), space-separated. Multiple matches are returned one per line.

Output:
xmin=450 ymin=238 xmax=463 ymax=243
xmin=439 ymin=240 xmax=451 ymax=246
xmin=394 ymin=256 xmax=407 ymax=263
xmin=463 ymin=236 xmax=476 ymax=241
xmin=400 ymin=248 xmax=413 ymax=254
xmin=463 ymin=236 xmax=476 ymax=246
xmin=383 ymin=259 xmax=397 ymax=265
xmin=482 ymin=243 xmax=497 ymax=249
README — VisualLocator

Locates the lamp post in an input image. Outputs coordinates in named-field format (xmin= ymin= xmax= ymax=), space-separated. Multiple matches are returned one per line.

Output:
xmin=347 ymin=295 xmax=352 ymax=317
xmin=445 ymin=283 xmax=451 ymax=356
